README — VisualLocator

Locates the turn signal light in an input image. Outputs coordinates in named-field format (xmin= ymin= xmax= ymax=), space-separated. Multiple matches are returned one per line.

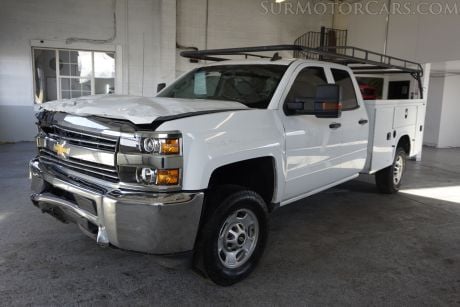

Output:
xmin=156 ymin=169 xmax=180 ymax=185
xmin=322 ymin=101 xmax=342 ymax=111
xmin=160 ymin=139 xmax=180 ymax=155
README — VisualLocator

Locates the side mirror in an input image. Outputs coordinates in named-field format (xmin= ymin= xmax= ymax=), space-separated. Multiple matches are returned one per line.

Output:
xmin=314 ymin=84 xmax=341 ymax=118
xmin=157 ymin=83 xmax=166 ymax=93
xmin=286 ymin=84 xmax=341 ymax=118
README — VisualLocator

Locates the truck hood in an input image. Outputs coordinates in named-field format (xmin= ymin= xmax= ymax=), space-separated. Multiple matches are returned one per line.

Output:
xmin=39 ymin=94 xmax=248 ymax=124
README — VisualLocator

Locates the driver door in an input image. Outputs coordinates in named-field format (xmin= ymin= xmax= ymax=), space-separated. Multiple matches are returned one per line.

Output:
xmin=281 ymin=65 xmax=345 ymax=202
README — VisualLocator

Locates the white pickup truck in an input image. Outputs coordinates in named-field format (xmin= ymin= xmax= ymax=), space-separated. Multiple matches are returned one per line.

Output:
xmin=29 ymin=45 xmax=429 ymax=285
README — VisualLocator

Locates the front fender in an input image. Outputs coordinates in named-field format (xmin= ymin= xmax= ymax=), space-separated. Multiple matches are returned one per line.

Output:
xmin=157 ymin=109 xmax=285 ymax=202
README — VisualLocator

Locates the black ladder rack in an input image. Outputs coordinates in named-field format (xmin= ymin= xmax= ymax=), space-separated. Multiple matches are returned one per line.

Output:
xmin=180 ymin=44 xmax=425 ymax=98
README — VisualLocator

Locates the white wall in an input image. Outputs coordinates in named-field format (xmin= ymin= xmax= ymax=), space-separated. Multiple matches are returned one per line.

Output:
xmin=1 ymin=0 xmax=333 ymax=142
xmin=336 ymin=0 xmax=460 ymax=147
xmin=336 ymin=0 xmax=460 ymax=63
xmin=2 ymin=0 xmax=459 ymax=147
xmin=176 ymin=0 xmax=333 ymax=75
xmin=0 ymin=0 xmax=176 ymax=142
xmin=437 ymin=75 xmax=460 ymax=148
xmin=424 ymin=74 xmax=460 ymax=148
xmin=423 ymin=76 xmax=444 ymax=146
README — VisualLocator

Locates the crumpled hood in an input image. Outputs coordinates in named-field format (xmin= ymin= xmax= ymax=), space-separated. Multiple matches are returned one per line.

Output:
xmin=39 ymin=94 xmax=248 ymax=124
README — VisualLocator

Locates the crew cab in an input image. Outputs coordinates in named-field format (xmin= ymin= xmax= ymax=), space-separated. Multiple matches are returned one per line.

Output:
xmin=29 ymin=45 xmax=429 ymax=286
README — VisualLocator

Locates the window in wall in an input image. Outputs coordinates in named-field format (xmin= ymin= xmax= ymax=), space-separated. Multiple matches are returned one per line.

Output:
xmin=33 ymin=48 xmax=115 ymax=104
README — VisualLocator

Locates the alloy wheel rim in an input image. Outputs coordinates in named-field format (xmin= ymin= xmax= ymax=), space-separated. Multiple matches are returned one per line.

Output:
xmin=393 ymin=154 xmax=404 ymax=185
xmin=217 ymin=208 xmax=259 ymax=269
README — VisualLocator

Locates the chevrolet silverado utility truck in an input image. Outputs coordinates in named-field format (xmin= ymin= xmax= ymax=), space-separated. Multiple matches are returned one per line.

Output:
xmin=29 ymin=45 xmax=429 ymax=285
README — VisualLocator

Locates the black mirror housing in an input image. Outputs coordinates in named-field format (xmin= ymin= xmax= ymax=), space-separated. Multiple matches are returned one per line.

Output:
xmin=286 ymin=101 xmax=305 ymax=111
xmin=314 ymin=84 xmax=341 ymax=118
xmin=286 ymin=84 xmax=341 ymax=118
xmin=157 ymin=83 xmax=166 ymax=93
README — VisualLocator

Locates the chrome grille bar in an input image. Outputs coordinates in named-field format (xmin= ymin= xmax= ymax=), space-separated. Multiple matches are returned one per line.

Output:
xmin=40 ymin=149 xmax=117 ymax=174
xmin=38 ymin=124 xmax=120 ymax=183
xmin=48 ymin=133 xmax=116 ymax=149
xmin=40 ymin=150 xmax=119 ymax=182
xmin=50 ymin=126 xmax=118 ymax=151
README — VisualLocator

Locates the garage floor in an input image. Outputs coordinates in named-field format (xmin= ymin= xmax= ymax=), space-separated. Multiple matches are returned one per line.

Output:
xmin=1 ymin=142 xmax=459 ymax=305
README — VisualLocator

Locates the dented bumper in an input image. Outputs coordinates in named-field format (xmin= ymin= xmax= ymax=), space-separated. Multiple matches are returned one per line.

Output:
xmin=29 ymin=159 xmax=204 ymax=254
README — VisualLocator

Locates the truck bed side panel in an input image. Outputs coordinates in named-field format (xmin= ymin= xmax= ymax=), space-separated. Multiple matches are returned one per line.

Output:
xmin=363 ymin=99 xmax=425 ymax=174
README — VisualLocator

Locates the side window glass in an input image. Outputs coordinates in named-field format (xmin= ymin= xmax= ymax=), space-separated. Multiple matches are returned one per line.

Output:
xmin=284 ymin=67 xmax=327 ymax=115
xmin=331 ymin=69 xmax=358 ymax=110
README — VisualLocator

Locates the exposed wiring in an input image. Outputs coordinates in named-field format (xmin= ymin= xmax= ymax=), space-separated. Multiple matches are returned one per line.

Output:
xmin=65 ymin=0 xmax=117 ymax=44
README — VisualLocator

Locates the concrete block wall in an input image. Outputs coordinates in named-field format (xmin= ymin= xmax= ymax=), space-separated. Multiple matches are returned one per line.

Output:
xmin=2 ymin=0 xmax=459 ymax=147
xmin=176 ymin=0 xmax=332 ymax=75
xmin=1 ymin=0 xmax=119 ymax=141
xmin=0 ymin=0 xmax=333 ymax=142
xmin=0 ymin=0 xmax=176 ymax=142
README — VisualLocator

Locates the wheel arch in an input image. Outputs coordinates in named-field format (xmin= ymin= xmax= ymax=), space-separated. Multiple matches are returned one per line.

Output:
xmin=397 ymin=135 xmax=411 ymax=155
xmin=206 ymin=156 xmax=277 ymax=208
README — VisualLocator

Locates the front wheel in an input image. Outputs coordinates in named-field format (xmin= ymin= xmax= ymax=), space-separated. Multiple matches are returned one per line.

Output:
xmin=375 ymin=147 xmax=407 ymax=194
xmin=193 ymin=188 xmax=268 ymax=286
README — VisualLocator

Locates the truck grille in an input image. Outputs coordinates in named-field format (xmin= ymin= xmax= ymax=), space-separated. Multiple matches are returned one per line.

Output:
xmin=47 ymin=126 xmax=117 ymax=151
xmin=39 ymin=126 xmax=120 ymax=183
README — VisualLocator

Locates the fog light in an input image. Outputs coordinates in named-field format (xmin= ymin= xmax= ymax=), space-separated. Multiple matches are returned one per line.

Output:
xmin=136 ymin=168 xmax=156 ymax=184
xmin=156 ymin=169 xmax=179 ymax=185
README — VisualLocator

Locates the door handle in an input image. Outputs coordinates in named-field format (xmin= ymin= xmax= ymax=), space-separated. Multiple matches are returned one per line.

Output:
xmin=358 ymin=119 xmax=368 ymax=125
xmin=329 ymin=122 xmax=341 ymax=129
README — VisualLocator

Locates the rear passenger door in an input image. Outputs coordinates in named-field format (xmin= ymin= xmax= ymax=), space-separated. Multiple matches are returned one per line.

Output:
xmin=329 ymin=68 xmax=369 ymax=179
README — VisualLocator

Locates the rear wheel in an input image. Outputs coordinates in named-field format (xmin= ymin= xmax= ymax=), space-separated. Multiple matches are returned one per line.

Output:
xmin=193 ymin=187 xmax=268 ymax=286
xmin=375 ymin=147 xmax=407 ymax=194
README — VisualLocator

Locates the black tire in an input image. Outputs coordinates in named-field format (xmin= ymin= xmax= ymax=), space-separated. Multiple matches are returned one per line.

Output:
xmin=375 ymin=147 xmax=407 ymax=194
xmin=193 ymin=186 xmax=268 ymax=286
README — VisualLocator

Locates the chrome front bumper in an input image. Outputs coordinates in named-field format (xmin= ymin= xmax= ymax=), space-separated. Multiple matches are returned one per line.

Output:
xmin=29 ymin=159 xmax=204 ymax=254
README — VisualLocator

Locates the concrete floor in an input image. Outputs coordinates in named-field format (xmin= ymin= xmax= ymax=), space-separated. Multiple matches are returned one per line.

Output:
xmin=1 ymin=142 xmax=459 ymax=306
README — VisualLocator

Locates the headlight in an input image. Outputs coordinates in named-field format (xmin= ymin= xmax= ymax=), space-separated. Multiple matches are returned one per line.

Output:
xmin=141 ymin=137 xmax=180 ymax=155
xmin=118 ymin=131 xmax=182 ymax=189
xmin=143 ymin=138 xmax=158 ymax=153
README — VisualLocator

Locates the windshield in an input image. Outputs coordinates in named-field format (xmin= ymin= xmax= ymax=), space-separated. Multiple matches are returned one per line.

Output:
xmin=158 ymin=65 xmax=288 ymax=109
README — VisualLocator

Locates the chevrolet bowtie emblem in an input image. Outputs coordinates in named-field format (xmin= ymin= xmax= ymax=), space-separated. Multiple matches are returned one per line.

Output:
xmin=53 ymin=142 xmax=70 ymax=158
